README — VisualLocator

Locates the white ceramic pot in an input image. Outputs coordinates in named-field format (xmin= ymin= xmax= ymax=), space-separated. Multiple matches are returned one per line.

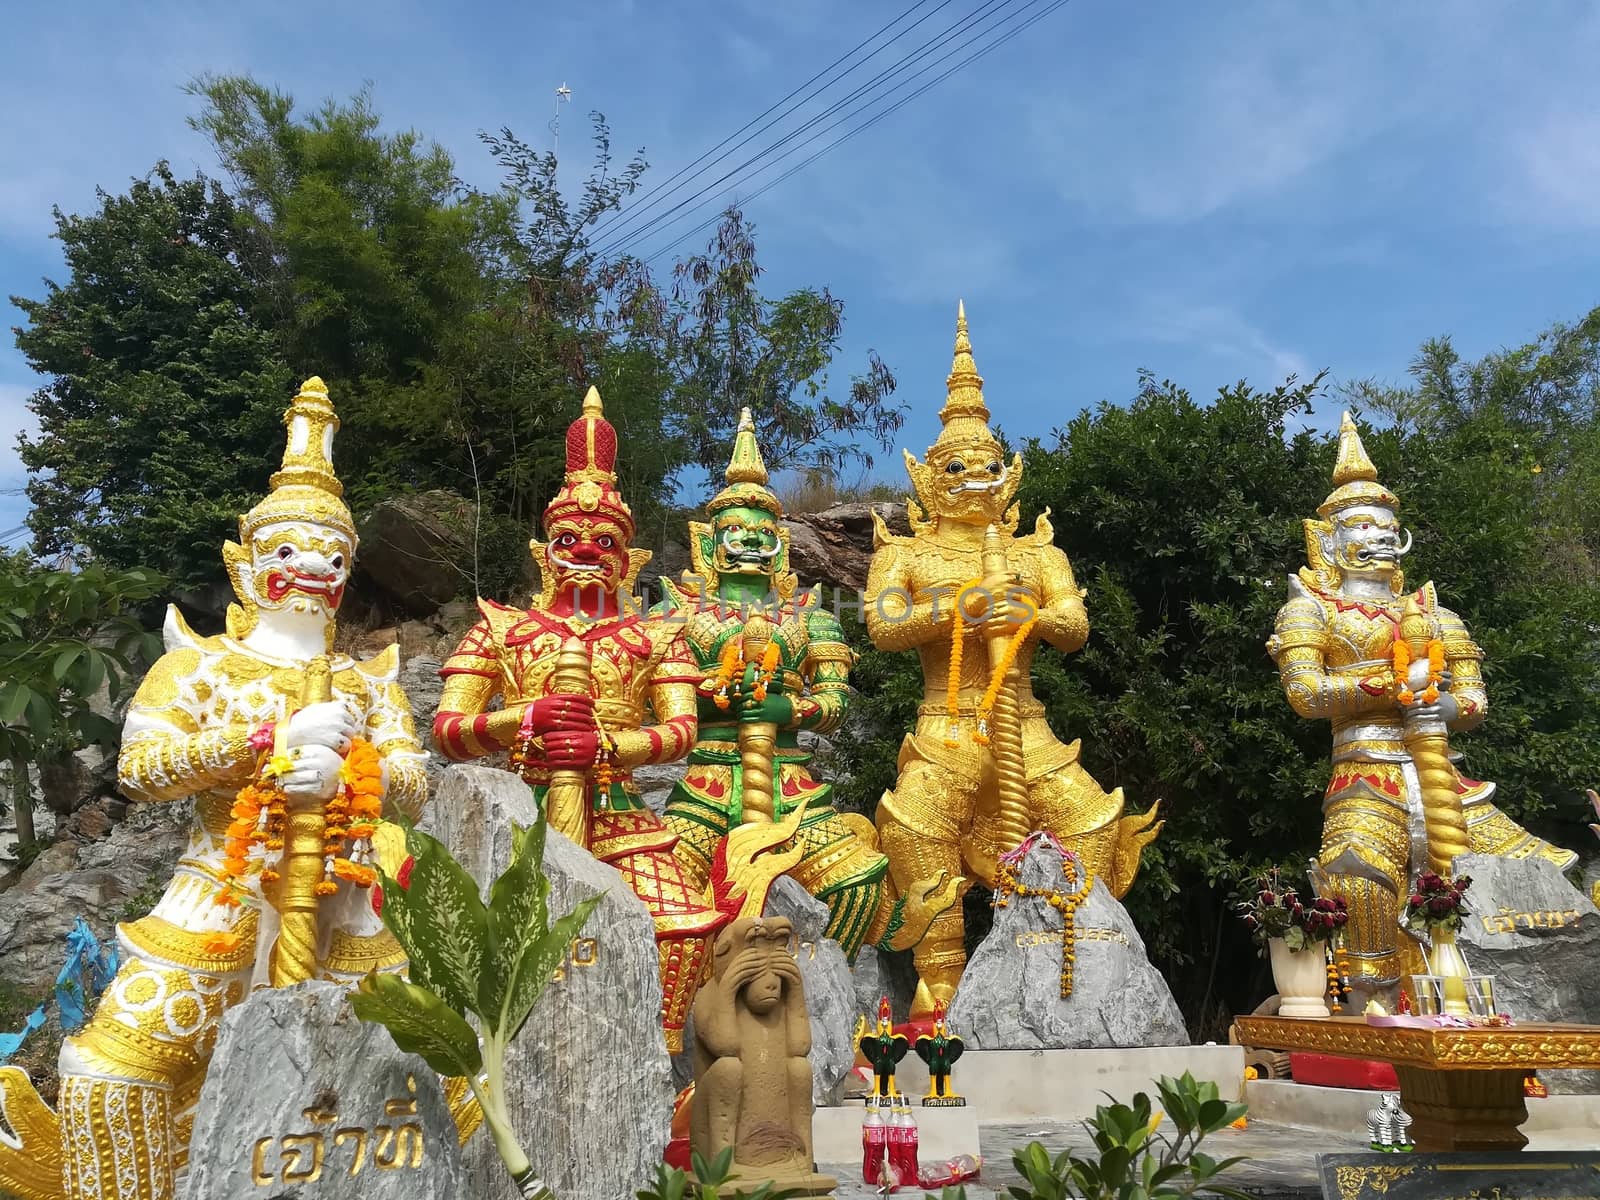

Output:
xmin=1269 ymin=937 xmax=1331 ymax=1018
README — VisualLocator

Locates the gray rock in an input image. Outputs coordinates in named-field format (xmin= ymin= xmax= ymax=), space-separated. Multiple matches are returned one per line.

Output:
xmin=182 ymin=981 xmax=463 ymax=1200
xmin=632 ymin=761 xmax=686 ymax=817
xmin=765 ymin=876 xmax=856 ymax=1106
xmin=1451 ymin=852 xmax=1600 ymax=1093
xmin=397 ymin=653 xmax=447 ymax=793
xmin=785 ymin=503 xmax=908 ymax=596
xmin=0 ymin=801 xmax=189 ymax=993
xmin=948 ymin=838 xmax=1187 ymax=1049
xmin=421 ymin=765 xmax=674 ymax=1200
xmin=358 ymin=490 xmax=477 ymax=614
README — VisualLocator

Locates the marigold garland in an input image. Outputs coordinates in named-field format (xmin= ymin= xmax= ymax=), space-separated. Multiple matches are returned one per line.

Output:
xmin=994 ymin=843 xmax=1094 ymax=998
xmin=944 ymin=578 xmax=983 ymax=747
xmin=974 ymin=616 xmax=1040 ymax=746
xmin=214 ymin=734 xmax=386 ymax=912
xmin=1393 ymin=636 xmax=1446 ymax=706
xmin=710 ymin=640 xmax=741 ymax=710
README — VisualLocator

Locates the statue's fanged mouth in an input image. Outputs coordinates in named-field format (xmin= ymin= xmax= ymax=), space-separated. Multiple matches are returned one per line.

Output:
xmin=550 ymin=551 xmax=606 ymax=573
xmin=263 ymin=569 xmax=343 ymax=604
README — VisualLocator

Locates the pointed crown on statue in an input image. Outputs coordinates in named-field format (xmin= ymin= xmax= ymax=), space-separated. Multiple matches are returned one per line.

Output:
xmin=542 ymin=386 xmax=635 ymax=540
xmin=239 ymin=377 xmax=356 ymax=543
xmin=707 ymin=407 xmax=782 ymax=518
xmin=1318 ymin=411 xmax=1399 ymax=518
xmin=877 ymin=995 xmax=893 ymax=1028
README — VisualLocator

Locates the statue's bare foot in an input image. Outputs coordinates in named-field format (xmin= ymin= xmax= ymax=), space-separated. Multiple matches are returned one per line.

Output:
xmin=884 ymin=871 xmax=966 ymax=952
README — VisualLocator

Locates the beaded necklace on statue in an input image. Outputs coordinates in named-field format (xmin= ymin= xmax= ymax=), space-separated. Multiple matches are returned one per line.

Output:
xmin=993 ymin=833 xmax=1094 ymax=998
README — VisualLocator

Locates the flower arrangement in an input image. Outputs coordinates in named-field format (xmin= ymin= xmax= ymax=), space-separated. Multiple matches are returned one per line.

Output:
xmin=1237 ymin=870 xmax=1349 ymax=953
xmin=1403 ymin=871 xmax=1472 ymax=934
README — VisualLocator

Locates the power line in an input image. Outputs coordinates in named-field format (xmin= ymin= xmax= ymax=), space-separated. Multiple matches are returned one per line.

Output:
xmin=584 ymin=0 xmax=952 ymax=250
xmin=593 ymin=0 xmax=1030 ymax=261
xmin=635 ymin=0 xmax=1071 ymax=266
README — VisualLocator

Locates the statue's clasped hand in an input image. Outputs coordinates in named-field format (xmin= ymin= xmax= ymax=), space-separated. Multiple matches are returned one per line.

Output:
xmin=738 ymin=663 xmax=793 ymax=726
xmin=526 ymin=692 xmax=601 ymax=769
xmin=281 ymin=700 xmax=360 ymax=805
xmin=983 ymin=581 xmax=1039 ymax=638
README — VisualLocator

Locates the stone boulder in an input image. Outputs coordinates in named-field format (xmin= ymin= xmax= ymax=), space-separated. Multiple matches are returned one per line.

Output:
xmin=182 ymin=981 xmax=464 ymax=1199
xmin=420 ymin=765 xmax=674 ymax=1200
xmin=787 ymin=503 xmax=909 ymax=596
xmin=359 ymin=490 xmax=477 ymax=615
xmin=0 ymin=801 xmax=189 ymax=994
xmin=1452 ymin=851 xmax=1600 ymax=1093
xmin=949 ymin=837 xmax=1187 ymax=1049
xmin=764 ymin=876 xmax=857 ymax=1107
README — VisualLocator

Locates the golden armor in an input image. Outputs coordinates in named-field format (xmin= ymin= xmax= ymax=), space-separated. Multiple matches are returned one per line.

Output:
xmin=1268 ymin=412 xmax=1576 ymax=998
xmin=0 ymin=379 xmax=430 ymax=1200
xmin=433 ymin=387 xmax=720 ymax=1053
xmin=657 ymin=411 xmax=960 ymax=960
xmin=865 ymin=304 xmax=1161 ymax=1017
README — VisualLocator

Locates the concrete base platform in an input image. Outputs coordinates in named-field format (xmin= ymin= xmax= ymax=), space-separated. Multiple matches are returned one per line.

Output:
xmin=815 ymin=1102 xmax=981 ymax=1166
xmin=890 ymin=1044 xmax=1246 ymax=1121
xmin=1246 ymin=1078 xmax=1600 ymax=1148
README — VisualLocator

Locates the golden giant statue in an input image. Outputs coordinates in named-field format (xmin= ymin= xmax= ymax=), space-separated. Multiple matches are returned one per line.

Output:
xmin=433 ymin=386 xmax=721 ymax=1054
xmin=866 ymin=305 xmax=1161 ymax=1017
xmin=0 ymin=379 xmax=431 ymax=1200
xmin=1269 ymin=412 xmax=1576 ymax=1002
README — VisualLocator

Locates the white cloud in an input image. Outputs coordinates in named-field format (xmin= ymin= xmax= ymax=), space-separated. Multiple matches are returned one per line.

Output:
xmin=1137 ymin=301 xmax=1312 ymax=387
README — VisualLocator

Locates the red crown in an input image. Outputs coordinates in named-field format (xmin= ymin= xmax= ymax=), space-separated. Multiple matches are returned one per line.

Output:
xmin=878 ymin=996 xmax=892 ymax=1022
xmin=542 ymin=386 xmax=635 ymax=539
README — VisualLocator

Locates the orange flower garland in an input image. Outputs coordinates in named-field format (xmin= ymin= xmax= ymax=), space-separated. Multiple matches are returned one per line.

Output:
xmin=710 ymin=640 xmax=741 ymax=711
xmin=752 ymin=639 xmax=781 ymax=701
xmin=213 ymin=735 xmax=386 ymax=915
xmin=1393 ymin=636 xmax=1446 ymax=707
xmin=944 ymin=579 xmax=983 ymax=747
xmin=993 ymin=839 xmax=1093 ymax=998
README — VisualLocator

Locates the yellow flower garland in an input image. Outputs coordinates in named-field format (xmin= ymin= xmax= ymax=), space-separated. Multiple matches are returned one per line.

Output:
xmin=944 ymin=579 xmax=983 ymax=746
xmin=994 ymin=846 xmax=1094 ymax=998
xmin=974 ymin=616 xmax=1039 ymax=746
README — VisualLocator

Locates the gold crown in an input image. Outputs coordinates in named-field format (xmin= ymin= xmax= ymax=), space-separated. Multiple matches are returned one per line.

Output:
xmin=1317 ymin=411 xmax=1398 ymax=518
xmin=239 ymin=377 xmax=356 ymax=542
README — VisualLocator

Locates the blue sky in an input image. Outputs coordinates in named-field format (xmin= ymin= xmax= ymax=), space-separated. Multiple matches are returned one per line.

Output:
xmin=3 ymin=1 xmax=1599 ymax=543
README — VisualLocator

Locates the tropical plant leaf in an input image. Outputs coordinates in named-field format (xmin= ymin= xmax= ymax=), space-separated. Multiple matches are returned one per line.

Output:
xmin=502 ymin=891 xmax=604 ymax=1043
xmin=479 ymin=821 xmax=551 ymax=1025
xmin=350 ymin=971 xmax=483 ymax=1079
xmin=373 ymin=826 xmax=487 ymax=1017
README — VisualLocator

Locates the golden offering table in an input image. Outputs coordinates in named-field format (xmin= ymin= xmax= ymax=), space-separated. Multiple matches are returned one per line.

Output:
xmin=1235 ymin=1015 xmax=1600 ymax=1152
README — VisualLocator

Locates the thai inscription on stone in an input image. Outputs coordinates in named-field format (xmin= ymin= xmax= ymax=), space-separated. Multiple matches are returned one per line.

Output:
xmin=1015 ymin=927 xmax=1131 ymax=949
xmin=1479 ymin=907 xmax=1581 ymax=935
xmin=251 ymin=1077 xmax=427 ymax=1186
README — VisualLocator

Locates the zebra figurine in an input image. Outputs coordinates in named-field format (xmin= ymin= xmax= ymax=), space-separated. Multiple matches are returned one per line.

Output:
xmin=1365 ymin=1093 xmax=1414 ymax=1152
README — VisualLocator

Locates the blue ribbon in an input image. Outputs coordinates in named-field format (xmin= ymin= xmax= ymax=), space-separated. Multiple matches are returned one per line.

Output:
xmin=0 ymin=917 xmax=119 ymax=1062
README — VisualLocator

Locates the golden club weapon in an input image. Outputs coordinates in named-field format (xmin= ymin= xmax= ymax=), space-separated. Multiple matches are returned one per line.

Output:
xmin=981 ymin=524 xmax=1032 ymax=857
xmin=269 ymin=655 xmax=334 ymax=987
xmin=1399 ymin=588 xmax=1468 ymax=876
xmin=542 ymin=635 xmax=596 ymax=850
xmin=738 ymin=610 xmax=779 ymax=824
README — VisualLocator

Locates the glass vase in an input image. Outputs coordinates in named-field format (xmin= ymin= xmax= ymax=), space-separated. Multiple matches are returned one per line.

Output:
xmin=1428 ymin=929 xmax=1472 ymax=1016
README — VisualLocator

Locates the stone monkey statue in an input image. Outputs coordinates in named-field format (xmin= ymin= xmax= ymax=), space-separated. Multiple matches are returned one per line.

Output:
xmin=690 ymin=916 xmax=817 ymax=1177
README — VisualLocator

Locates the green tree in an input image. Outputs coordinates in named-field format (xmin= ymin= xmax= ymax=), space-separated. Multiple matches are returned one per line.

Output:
xmin=13 ymin=164 xmax=290 ymax=592
xmin=0 ymin=556 xmax=164 ymax=853
xmin=659 ymin=206 xmax=904 ymax=480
